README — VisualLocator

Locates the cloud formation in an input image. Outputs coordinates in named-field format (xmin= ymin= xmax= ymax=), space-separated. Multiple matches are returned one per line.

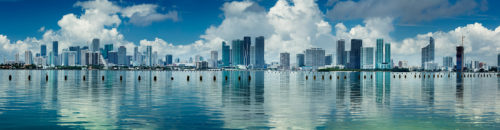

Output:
xmin=0 ymin=0 xmax=498 ymax=66
xmin=326 ymin=0 xmax=486 ymax=23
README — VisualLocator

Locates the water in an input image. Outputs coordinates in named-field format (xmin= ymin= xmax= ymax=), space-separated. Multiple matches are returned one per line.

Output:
xmin=0 ymin=70 xmax=499 ymax=129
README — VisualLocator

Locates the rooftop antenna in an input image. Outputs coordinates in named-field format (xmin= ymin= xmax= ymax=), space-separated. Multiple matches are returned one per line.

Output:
xmin=461 ymin=35 xmax=465 ymax=46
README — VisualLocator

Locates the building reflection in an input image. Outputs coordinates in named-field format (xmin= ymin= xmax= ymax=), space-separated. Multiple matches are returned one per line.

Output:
xmin=421 ymin=72 xmax=435 ymax=106
xmin=349 ymin=72 xmax=362 ymax=112
xmin=456 ymin=72 xmax=464 ymax=108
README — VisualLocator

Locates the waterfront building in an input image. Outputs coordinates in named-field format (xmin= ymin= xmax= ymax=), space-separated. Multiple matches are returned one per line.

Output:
xmin=376 ymin=38 xmax=384 ymax=69
xmin=222 ymin=41 xmax=231 ymax=67
xmin=361 ymin=47 xmax=374 ymax=69
xmin=336 ymin=39 xmax=346 ymax=66
xmin=350 ymin=39 xmax=362 ymax=69
xmin=305 ymin=48 xmax=325 ymax=68
xmin=456 ymin=45 xmax=464 ymax=72
xmin=254 ymin=36 xmax=265 ymax=69
xmin=118 ymin=46 xmax=127 ymax=66
xmin=280 ymin=52 xmax=290 ymax=70
xmin=296 ymin=53 xmax=305 ymax=67
xmin=422 ymin=37 xmax=435 ymax=68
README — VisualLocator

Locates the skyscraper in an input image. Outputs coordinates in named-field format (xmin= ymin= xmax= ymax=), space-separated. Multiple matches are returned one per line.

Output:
xmin=108 ymin=51 xmax=118 ymax=64
xmin=336 ymin=39 xmax=346 ymax=66
xmin=443 ymin=56 xmax=453 ymax=68
xmin=91 ymin=38 xmax=100 ymax=52
xmin=385 ymin=43 xmax=391 ymax=69
xmin=305 ymin=48 xmax=325 ymax=68
xmin=231 ymin=39 xmax=244 ymax=66
xmin=280 ymin=52 xmax=290 ymax=70
xmin=296 ymin=53 xmax=305 ymax=67
xmin=52 ymin=41 xmax=58 ymax=66
xmin=243 ymin=36 xmax=251 ymax=66
xmin=498 ymin=53 xmax=500 ymax=67
xmin=222 ymin=41 xmax=231 ymax=67
xmin=40 ymin=44 xmax=47 ymax=57
xmin=118 ymin=46 xmax=127 ymax=66
xmin=254 ymin=36 xmax=265 ymax=69
xmin=422 ymin=37 xmax=435 ymax=68
xmin=165 ymin=54 xmax=173 ymax=65
xmin=325 ymin=54 xmax=333 ymax=65
xmin=456 ymin=45 xmax=464 ymax=72
xmin=210 ymin=51 xmax=218 ymax=68
xmin=350 ymin=39 xmax=362 ymax=69
xmin=103 ymin=44 xmax=113 ymax=59
xmin=376 ymin=38 xmax=384 ymax=69
xmin=146 ymin=46 xmax=152 ymax=66
xmin=133 ymin=46 xmax=139 ymax=65
xmin=69 ymin=46 xmax=81 ymax=65
xmin=25 ymin=51 xmax=33 ymax=65
xmin=361 ymin=47 xmax=374 ymax=69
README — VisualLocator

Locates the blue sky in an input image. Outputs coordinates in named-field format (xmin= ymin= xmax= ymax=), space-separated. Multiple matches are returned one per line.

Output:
xmin=1 ymin=0 xmax=498 ymax=44
xmin=0 ymin=0 xmax=499 ymax=65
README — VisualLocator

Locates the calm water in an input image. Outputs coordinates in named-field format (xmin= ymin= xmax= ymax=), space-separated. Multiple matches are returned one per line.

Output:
xmin=0 ymin=70 xmax=499 ymax=129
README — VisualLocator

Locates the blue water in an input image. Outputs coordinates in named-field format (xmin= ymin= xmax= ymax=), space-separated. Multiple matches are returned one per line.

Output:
xmin=0 ymin=70 xmax=499 ymax=129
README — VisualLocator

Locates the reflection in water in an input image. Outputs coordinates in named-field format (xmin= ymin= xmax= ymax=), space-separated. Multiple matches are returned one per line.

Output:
xmin=0 ymin=70 xmax=500 ymax=129
xmin=456 ymin=72 xmax=464 ymax=108
xmin=421 ymin=73 xmax=435 ymax=106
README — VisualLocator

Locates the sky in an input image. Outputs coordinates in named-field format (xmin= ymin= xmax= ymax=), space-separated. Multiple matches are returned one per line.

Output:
xmin=0 ymin=0 xmax=499 ymax=66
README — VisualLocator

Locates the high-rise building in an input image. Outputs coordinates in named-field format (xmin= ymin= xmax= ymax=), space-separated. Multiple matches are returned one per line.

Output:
xmin=443 ymin=56 xmax=453 ymax=68
xmin=336 ymin=39 xmax=346 ymax=66
xmin=118 ymin=46 xmax=127 ymax=66
xmin=305 ymin=48 xmax=325 ymax=68
xmin=91 ymin=38 xmax=100 ymax=52
xmin=153 ymin=51 xmax=158 ymax=66
xmin=103 ymin=44 xmax=113 ymax=59
xmin=222 ymin=41 xmax=231 ymax=67
xmin=210 ymin=51 xmax=218 ymax=68
xmin=254 ymin=36 xmax=265 ymax=69
xmin=498 ymin=53 xmax=500 ymax=67
xmin=165 ymin=54 xmax=173 ymax=65
xmin=52 ymin=41 xmax=59 ymax=66
xmin=69 ymin=46 xmax=81 ymax=65
xmin=350 ymin=39 xmax=362 ymax=69
xmin=231 ymin=39 xmax=244 ymax=66
xmin=108 ymin=51 xmax=118 ymax=64
xmin=146 ymin=46 xmax=152 ymax=66
xmin=361 ymin=47 xmax=374 ymax=69
xmin=133 ymin=46 xmax=139 ymax=65
xmin=376 ymin=38 xmax=384 ymax=69
xmin=40 ymin=45 xmax=47 ymax=57
xmin=67 ymin=51 xmax=77 ymax=66
xmin=80 ymin=49 xmax=88 ymax=66
xmin=325 ymin=54 xmax=333 ymax=65
xmin=422 ymin=37 xmax=435 ymax=68
xmin=280 ymin=52 xmax=290 ymax=70
xmin=385 ymin=43 xmax=391 ymax=69
xmin=456 ymin=45 xmax=464 ymax=72
xmin=296 ymin=53 xmax=305 ymax=67
xmin=25 ymin=51 xmax=33 ymax=65
xmin=243 ymin=36 xmax=251 ymax=66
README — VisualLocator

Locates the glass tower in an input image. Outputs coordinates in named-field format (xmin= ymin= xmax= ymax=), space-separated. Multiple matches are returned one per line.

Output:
xmin=350 ymin=39 xmax=362 ymax=69
xmin=376 ymin=38 xmax=384 ymax=69
xmin=336 ymin=40 xmax=345 ymax=66
xmin=385 ymin=43 xmax=391 ymax=69
xmin=222 ymin=41 xmax=231 ymax=67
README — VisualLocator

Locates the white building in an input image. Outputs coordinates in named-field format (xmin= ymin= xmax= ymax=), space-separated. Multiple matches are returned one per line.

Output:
xmin=24 ymin=51 xmax=33 ymax=65
xmin=305 ymin=48 xmax=325 ymax=69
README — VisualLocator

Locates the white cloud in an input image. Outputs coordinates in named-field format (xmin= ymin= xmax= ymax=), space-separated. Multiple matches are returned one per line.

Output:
xmin=326 ymin=0 xmax=483 ymax=23
xmin=0 ymin=0 xmax=498 ymax=66
xmin=121 ymin=4 xmax=179 ymax=26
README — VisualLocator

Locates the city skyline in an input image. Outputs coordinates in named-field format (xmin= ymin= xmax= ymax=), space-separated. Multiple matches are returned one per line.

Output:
xmin=0 ymin=0 xmax=499 ymax=66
